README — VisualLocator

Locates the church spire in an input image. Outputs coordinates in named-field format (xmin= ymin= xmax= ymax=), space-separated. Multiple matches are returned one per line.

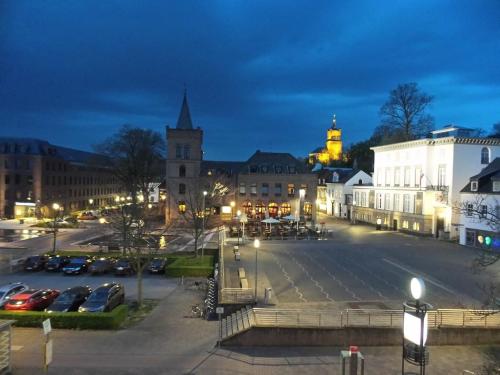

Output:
xmin=176 ymin=90 xmax=193 ymax=130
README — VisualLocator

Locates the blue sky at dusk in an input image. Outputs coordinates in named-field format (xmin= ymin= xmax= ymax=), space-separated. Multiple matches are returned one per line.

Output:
xmin=1 ymin=1 xmax=499 ymax=160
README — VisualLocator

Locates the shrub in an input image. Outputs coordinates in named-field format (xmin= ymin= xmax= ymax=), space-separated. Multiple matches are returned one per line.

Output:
xmin=0 ymin=305 xmax=128 ymax=330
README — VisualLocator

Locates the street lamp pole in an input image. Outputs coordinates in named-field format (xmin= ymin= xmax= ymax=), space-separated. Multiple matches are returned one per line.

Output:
xmin=236 ymin=210 xmax=241 ymax=246
xmin=254 ymin=239 xmax=260 ymax=303
xmin=202 ymin=191 xmax=207 ymax=258
xmin=52 ymin=203 xmax=60 ymax=253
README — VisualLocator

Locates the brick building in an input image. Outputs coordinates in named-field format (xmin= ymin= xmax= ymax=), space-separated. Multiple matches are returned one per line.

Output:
xmin=0 ymin=138 xmax=122 ymax=219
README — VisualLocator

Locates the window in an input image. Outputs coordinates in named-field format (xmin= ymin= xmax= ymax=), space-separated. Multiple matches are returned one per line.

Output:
xmin=304 ymin=202 xmax=312 ymax=215
xmin=280 ymin=203 xmax=291 ymax=215
xmin=287 ymin=184 xmax=295 ymax=197
xmin=354 ymin=191 xmax=359 ymax=206
xmin=178 ymin=183 xmax=186 ymax=195
xmin=4 ymin=160 xmax=10 ymax=169
xmin=288 ymin=165 xmax=296 ymax=173
xmin=404 ymin=167 xmax=411 ymax=187
xmin=384 ymin=193 xmax=391 ymax=210
xmin=385 ymin=168 xmax=391 ymax=186
xmin=480 ymin=205 xmax=488 ymax=218
xmin=250 ymin=183 xmax=257 ymax=195
xmin=4 ymin=175 xmax=10 ymax=184
xmin=300 ymin=184 xmax=307 ymax=198
xmin=179 ymin=165 xmax=186 ymax=177
xmin=403 ymin=194 xmax=411 ymax=213
xmin=471 ymin=181 xmax=478 ymax=191
xmin=239 ymin=183 xmax=246 ymax=195
xmin=14 ymin=174 xmax=20 ymax=184
xmin=402 ymin=220 xmax=409 ymax=229
xmin=361 ymin=192 xmax=367 ymax=207
xmin=493 ymin=181 xmax=500 ymax=192
xmin=243 ymin=201 xmax=252 ymax=216
xmin=183 ymin=144 xmax=190 ymax=160
xmin=175 ymin=144 xmax=182 ymax=159
xmin=268 ymin=202 xmax=278 ymax=217
xmin=377 ymin=193 xmax=383 ymax=209
xmin=376 ymin=168 xmax=382 ymax=186
xmin=27 ymin=176 xmax=33 ymax=185
xmin=481 ymin=147 xmax=490 ymax=164
xmin=437 ymin=165 xmax=446 ymax=188
xmin=261 ymin=165 xmax=269 ymax=173
xmin=275 ymin=165 xmax=283 ymax=174
xmin=413 ymin=222 xmax=420 ymax=231
xmin=466 ymin=203 xmax=473 ymax=216
xmin=394 ymin=168 xmax=400 ymax=187
xmin=415 ymin=167 xmax=422 ymax=188
xmin=178 ymin=201 xmax=186 ymax=214
xmin=249 ymin=165 xmax=259 ymax=173
xmin=261 ymin=183 xmax=269 ymax=196
xmin=274 ymin=183 xmax=282 ymax=196
xmin=393 ymin=194 xmax=400 ymax=212
xmin=415 ymin=192 xmax=423 ymax=214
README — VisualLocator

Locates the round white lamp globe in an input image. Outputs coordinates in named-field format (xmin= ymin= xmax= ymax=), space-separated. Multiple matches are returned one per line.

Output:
xmin=410 ymin=277 xmax=425 ymax=300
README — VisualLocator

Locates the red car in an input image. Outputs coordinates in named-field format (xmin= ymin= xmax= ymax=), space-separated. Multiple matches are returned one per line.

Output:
xmin=4 ymin=289 xmax=60 ymax=311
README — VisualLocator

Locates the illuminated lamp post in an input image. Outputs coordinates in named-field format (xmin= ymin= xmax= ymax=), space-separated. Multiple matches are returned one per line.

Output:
xmin=254 ymin=239 xmax=260 ymax=302
xmin=202 ymin=191 xmax=208 ymax=257
xmin=402 ymin=277 xmax=430 ymax=375
xmin=376 ymin=217 xmax=382 ymax=230
xmin=51 ymin=203 xmax=61 ymax=253
xmin=236 ymin=210 xmax=241 ymax=246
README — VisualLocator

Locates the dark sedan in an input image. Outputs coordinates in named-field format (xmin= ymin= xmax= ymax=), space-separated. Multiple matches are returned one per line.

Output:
xmin=62 ymin=257 xmax=90 ymax=275
xmin=89 ymin=258 xmax=115 ymax=275
xmin=78 ymin=283 xmax=124 ymax=313
xmin=23 ymin=256 xmax=48 ymax=271
xmin=45 ymin=256 xmax=71 ymax=272
xmin=46 ymin=286 xmax=92 ymax=312
xmin=147 ymin=258 xmax=166 ymax=274
xmin=114 ymin=259 xmax=134 ymax=276
xmin=5 ymin=289 xmax=60 ymax=311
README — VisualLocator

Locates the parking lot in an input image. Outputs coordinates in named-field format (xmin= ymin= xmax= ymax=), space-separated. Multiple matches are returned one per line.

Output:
xmin=0 ymin=270 xmax=177 ymax=301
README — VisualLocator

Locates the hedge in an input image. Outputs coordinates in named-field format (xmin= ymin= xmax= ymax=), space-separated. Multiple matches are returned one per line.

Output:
xmin=165 ymin=255 xmax=214 ymax=277
xmin=0 ymin=305 xmax=128 ymax=330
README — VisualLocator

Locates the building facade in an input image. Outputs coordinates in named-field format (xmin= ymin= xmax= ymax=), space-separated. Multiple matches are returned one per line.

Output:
xmin=326 ymin=169 xmax=372 ymax=219
xmin=352 ymin=128 xmax=500 ymax=238
xmin=459 ymin=158 xmax=499 ymax=250
xmin=309 ymin=115 xmax=343 ymax=165
xmin=165 ymin=94 xmax=317 ymax=225
xmin=0 ymin=138 xmax=122 ymax=219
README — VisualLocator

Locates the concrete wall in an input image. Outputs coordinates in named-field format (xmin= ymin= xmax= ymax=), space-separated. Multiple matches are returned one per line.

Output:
xmin=222 ymin=326 xmax=500 ymax=347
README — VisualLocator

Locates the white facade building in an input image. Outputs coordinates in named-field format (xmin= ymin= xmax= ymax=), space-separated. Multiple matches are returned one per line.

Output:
xmin=352 ymin=129 xmax=500 ymax=238
xmin=326 ymin=170 xmax=372 ymax=219
xmin=459 ymin=158 xmax=499 ymax=249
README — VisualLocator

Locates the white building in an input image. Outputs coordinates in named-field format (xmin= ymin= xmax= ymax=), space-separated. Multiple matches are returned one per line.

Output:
xmin=326 ymin=170 xmax=372 ymax=219
xmin=352 ymin=127 xmax=500 ymax=238
xmin=459 ymin=158 xmax=499 ymax=249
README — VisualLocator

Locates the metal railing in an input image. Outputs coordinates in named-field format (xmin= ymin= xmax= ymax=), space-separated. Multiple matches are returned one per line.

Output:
xmin=251 ymin=308 xmax=500 ymax=329
xmin=221 ymin=288 xmax=255 ymax=304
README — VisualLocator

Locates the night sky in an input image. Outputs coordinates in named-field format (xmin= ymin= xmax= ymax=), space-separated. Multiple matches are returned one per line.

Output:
xmin=1 ymin=1 xmax=499 ymax=161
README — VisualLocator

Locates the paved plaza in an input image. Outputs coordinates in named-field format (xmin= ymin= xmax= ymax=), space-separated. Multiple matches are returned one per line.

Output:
xmin=227 ymin=217 xmax=499 ymax=310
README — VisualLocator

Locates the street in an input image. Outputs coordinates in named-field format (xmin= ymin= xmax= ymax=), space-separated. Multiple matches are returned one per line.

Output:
xmin=233 ymin=217 xmax=499 ymax=309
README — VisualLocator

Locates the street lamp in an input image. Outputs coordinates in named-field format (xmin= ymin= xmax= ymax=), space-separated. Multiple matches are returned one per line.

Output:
xmin=299 ymin=188 xmax=306 ymax=226
xmin=52 ymin=203 xmax=61 ymax=253
xmin=236 ymin=210 xmax=241 ymax=245
xmin=88 ymin=198 xmax=94 ymax=211
xmin=254 ymin=239 xmax=260 ymax=302
xmin=202 ymin=191 xmax=208 ymax=257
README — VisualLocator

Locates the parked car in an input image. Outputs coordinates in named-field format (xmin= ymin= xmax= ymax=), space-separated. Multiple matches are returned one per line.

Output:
xmin=78 ymin=212 xmax=97 ymax=220
xmin=114 ymin=259 xmax=134 ymax=276
xmin=147 ymin=258 xmax=166 ymax=274
xmin=78 ymin=283 xmax=124 ymax=312
xmin=62 ymin=257 xmax=90 ymax=275
xmin=45 ymin=255 xmax=71 ymax=272
xmin=5 ymin=289 xmax=59 ymax=311
xmin=0 ymin=282 xmax=29 ymax=308
xmin=23 ymin=255 xmax=48 ymax=271
xmin=46 ymin=286 xmax=92 ymax=312
xmin=89 ymin=258 xmax=115 ymax=275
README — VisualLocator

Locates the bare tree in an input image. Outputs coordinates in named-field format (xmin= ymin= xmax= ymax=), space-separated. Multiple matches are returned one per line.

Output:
xmin=94 ymin=125 xmax=165 ymax=203
xmin=454 ymin=194 xmax=500 ymax=310
xmin=175 ymin=175 xmax=232 ymax=257
xmin=378 ymin=82 xmax=434 ymax=142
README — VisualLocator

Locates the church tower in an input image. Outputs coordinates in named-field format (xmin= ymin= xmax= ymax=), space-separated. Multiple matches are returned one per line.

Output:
xmin=325 ymin=114 xmax=342 ymax=161
xmin=165 ymin=92 xmax=203 ymax=222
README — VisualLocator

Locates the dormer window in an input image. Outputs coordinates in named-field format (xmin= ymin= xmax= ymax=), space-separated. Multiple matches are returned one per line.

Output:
xmin=261 ymin=165 xmax=269 ymax=173
xmin=249 ymin=165 xmax=259 ymax=173
xmin=471 ymin=181 xmax=478 ymax=191
xmin=275 ymin=165 xmax=283 ymax=174
xmin=332 ymin=172 xmax=339 ymax=182
xmin=288 ymin=165 xmax=296 ymax=174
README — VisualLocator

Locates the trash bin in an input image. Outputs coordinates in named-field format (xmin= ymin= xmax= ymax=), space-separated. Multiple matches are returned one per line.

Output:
xmin=264 ymin=287 xmax=272 ymax=303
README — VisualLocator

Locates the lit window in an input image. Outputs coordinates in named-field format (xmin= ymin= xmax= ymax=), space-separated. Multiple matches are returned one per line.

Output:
xmin=287 ymin=184 xmax=295 ymax=196
xmin=239 ymin=183 xmax=246 ymax=195
xmin=261 ymin=183 xmax=269 ymax=196
xmin=178 ymin=201 xmax=186 ymax=213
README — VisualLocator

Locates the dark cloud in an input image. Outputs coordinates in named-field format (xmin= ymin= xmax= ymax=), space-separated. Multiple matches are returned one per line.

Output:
xmin=1 ymin=0 xmax=499 ymax=160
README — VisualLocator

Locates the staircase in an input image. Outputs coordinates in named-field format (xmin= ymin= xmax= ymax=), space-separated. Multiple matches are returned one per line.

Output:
xmin=221 ymin=305 xmax=256 ymax=339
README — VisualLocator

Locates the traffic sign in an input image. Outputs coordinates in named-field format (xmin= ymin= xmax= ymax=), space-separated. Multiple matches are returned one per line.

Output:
xmin=216 ymin=307 xmax=224 ymax=314
xmin=42 ymin=319 xmax=52 ymax=335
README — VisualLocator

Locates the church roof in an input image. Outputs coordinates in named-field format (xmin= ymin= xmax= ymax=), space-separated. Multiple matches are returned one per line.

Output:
xmin=176 ymin=92 xmax=194 ymax=130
